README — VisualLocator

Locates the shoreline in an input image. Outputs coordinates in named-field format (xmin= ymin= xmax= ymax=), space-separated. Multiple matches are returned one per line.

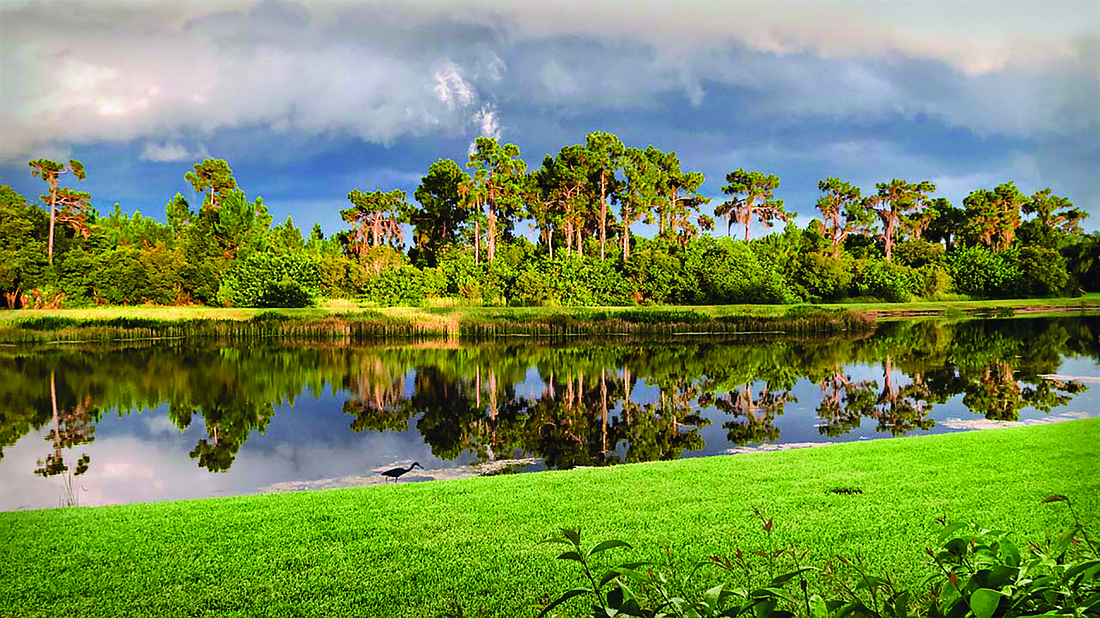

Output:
xmin=1 ymin=296 xmax=1097 ymax=344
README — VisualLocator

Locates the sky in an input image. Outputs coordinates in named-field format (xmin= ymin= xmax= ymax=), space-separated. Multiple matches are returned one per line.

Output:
xmin=1 ymin=0 xmax=1098 ymax=239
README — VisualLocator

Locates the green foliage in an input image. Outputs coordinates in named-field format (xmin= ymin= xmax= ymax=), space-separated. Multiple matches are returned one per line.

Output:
xmin=948 ymin=246 xmax=1023 ymax=298
xmin=538 ymin=497 xmax=1099 ymax=618
xmin=893 ymin=239 xmax=944 ymax=269
xmin=365 ymin=265 xmax=446 ymax=306
xmin=792 ymin=253 xmax=854 ymax=302
xmin=219 ymin=252 xmax=320 ymax=308
xmin=0 ymin=185 xmax=48 ymax=308
xmin=853 ymin=259 xmax=920 ymax=302
xmin=1010 ymin=246 xmax=1069 ymax=297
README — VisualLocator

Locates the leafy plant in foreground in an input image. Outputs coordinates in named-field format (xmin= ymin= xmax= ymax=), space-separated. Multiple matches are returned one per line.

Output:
xmin=537 ymin=497 xmax=1099 ymax=618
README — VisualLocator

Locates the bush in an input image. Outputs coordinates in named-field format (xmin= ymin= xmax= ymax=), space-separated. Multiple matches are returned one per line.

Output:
xmin=853 ymin=259 xmax=920 ymax=302
xmin=1011 ymin=246 xmax=1069 ymax=297
xmin=511 ymin=269 xmax=553 ymax=306
xmin=220 ymin=252 xmax=319 ymax=307
xmin=792 ymin=253 xmax=854 ymax=301
xmin=365 ymin=265 xmax=446 ymax=306
xmin=948 ymin=246 xmax=1022 ymax=298
xmin=894 ymin=239 xmax=945 ymax=269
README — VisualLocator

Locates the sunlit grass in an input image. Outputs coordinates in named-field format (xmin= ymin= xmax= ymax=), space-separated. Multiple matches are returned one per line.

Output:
xmin=2 ymin=294 xmax=1097 ymax=325
xmin=2 ymin=419 xmax=1097 ymax=617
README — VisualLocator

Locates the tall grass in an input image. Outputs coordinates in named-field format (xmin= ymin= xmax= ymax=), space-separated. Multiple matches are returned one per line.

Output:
xmin=0 ymin=306 xmax=877 ymax=344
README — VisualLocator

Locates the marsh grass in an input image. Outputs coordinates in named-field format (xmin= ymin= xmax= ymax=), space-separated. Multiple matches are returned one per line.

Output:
xmin=1 ymin=296 xmax=1097 ymax=343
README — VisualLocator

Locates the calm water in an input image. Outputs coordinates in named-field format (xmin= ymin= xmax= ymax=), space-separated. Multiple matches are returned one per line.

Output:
xmin=2 ymin=316 xmax=1097 ymax=511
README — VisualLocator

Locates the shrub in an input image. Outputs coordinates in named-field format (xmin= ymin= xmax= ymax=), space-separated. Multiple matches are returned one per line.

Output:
xmin=948 ymin=246 xmax=1022 ymax=298
xmin=511 ymin=269 xmax=553 ymax=306
xmin=853 ymin=259 xmax=920 ymax=302
xmin=792 ymin=252 xmax=854 ymax=301
xmin=1011 ymin=246 xmax=1069 ymax=297
xmin=220 ymin=252 xmax=319 ymax=308
xmin=365 ymin=265 xmax=446 ymax=306
xmin=894 ymin=239 xmax=945 ymax=269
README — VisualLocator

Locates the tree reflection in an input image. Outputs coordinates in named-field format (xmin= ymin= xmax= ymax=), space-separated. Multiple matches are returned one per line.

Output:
xmin=0 ymin=316 xmax=1094 ymax=479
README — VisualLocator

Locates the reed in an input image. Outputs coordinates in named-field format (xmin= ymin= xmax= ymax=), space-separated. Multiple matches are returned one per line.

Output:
xmin=0 ymin=306 xmax=876 ymax=344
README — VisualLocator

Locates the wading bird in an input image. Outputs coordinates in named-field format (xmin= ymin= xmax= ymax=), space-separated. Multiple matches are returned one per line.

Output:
xmin=381 ymin=461 xmax=422 ymax=482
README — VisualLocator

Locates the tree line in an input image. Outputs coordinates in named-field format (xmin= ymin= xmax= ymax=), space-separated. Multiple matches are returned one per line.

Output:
xmin=2 ymin=132 xmax=1098 ymax=309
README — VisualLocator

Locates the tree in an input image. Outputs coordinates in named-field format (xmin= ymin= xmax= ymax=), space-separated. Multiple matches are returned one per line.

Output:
xmin=585 ymin=132 xmax=625 ymax=260
xmin=343 ymin=189 xmax=410 ymax=253
xmin=165 ymin=193 xmax=193 ymax=234
xmin=184 ymin=159 xmax=237 ymax=211
xmin=467 ymin=137 xmax=527 ymax=264
xmin=923 ymin=198 xmax=965 ymax=251
xmin=867 ymin=179 xmax=935 ymax=261
xmin=52 ymin=188 xmax=95 ymax=241
xmin=619 ymin=147 xmax=660 ymax=262
xmin=0 ymin=186 xmax=47 ymax=308
xmin=412 ymin=159 xmax=472 ymax=267
xmin=962 ymin=182 xmax=1025 ymax=252
xmin=536 ymin=145 xmax=591 ymax=257
xmin=815 ymin=177 xmax=872 ymax=257
xmin=1023 ymin=189 xmax=1087 ymax=238
xmin=457 ymin=170 xmax=488 ymax=263
xmin=718 ymin=169 xmax=788 ymax=241
xmin=28 ymin=158 xmax=86 ymax=262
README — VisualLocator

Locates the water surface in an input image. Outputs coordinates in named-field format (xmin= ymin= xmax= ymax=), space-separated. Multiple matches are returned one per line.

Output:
xmin=2 ymin=316 xmax=1097 ymax=510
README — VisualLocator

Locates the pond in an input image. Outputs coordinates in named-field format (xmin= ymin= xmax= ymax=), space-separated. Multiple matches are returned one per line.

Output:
xmin=1 ymin=316 xmax=1097 ymax=511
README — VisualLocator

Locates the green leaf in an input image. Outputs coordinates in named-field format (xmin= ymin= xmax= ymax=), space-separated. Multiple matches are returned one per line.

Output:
xmin=538 ymin=536 xmax=574 ymax=547
xmin=557 ymin=551 xmax=585 ymax=563
xmin=969 ymin=589 xmax=1005 ymax=618
xmin=537 ymin=588 xmax=592 ymax=618
xmin=997 ymin=538 xmax=1021 ymax=568
xmin=598 ymin=570 xmax=620 ymax=588
xmin=1040 ymin=495 xmax=1069 ymax=504
xmin=937 ymin=523 xmax=969 ymax=543
xmin=588 ymin=539 xmax=632 ymax=558
xmin=561 ymin=527 xmax=582 ymax=547
xmin=703 ymin=584 xmax=726 ymax=610
xmin=770 ymin=567 xmax=817 ymax=587
xmin=809 ymin=595 xmax=828 ymax=618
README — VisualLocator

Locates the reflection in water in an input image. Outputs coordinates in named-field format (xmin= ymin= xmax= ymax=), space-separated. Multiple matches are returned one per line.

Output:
xmin=1 ymin=316 xmax=1097 ymax=508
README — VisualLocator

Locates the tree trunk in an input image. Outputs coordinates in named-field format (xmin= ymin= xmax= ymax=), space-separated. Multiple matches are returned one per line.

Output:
xmin=487 ymin=186 xmax=496 ymax=263
xmin=622 ymin=224 xmax=630 ymax=262
xmin=487 ymin=206 xmax=496 ymax=263
xmin=576 ymin=225 xmax=583 ymax=257
xmin=474 ymin=220 xmax=481 ymax=264
xmin=884 ymin=215 xmax=896 ymax=261
xmin=599 ymin=175 xmax=607 ymax=260
xmin=47 ymin=175 xmax=58 ymax=263
xmin=600 ymin=368 xmax=607 ymax=454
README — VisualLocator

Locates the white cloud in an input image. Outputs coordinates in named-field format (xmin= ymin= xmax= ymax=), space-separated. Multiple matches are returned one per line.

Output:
xmin=432 ymin=61 xmax=475 ymax=109
xmin=139 ymin=141 xmax=208 ymax=162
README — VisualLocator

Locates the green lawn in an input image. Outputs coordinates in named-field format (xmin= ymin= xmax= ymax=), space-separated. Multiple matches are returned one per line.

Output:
xmin=2 ymin=419 xmax=1098 ymax=618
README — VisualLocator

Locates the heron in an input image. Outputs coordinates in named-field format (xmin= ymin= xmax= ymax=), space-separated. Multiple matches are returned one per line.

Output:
xmin=380 ymin=461 xmax=422 ymax=482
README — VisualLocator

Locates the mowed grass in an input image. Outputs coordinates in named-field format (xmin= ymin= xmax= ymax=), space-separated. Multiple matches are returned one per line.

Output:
xmin=2 ymin=420 xmax=1099 ymax=618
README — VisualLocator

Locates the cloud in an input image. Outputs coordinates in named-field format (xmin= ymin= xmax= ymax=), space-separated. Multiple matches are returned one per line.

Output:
xmin=139 ymin=141 xmax=209 ymax=162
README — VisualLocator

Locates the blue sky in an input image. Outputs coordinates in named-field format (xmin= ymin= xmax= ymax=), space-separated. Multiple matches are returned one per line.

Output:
xmin=1 ymin=0 xmax=1097 ymax=239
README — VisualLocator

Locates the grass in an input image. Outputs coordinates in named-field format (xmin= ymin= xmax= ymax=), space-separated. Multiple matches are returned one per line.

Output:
xmin=2 ymin=419 xmax=1097 ymax=618
xmin=2 ymin=295 xmax=1098 ymax=344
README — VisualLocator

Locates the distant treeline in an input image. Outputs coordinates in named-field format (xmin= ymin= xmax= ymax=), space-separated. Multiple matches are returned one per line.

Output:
xmin=2 ymin=134 xmax=1098 ymax=308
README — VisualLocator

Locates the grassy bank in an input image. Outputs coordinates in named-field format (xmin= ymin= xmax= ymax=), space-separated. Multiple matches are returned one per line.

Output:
xmin=1 ymin=295 xmax=1097 ymax=344
xmin=2 ymin=419 xmax=1097 ymax=618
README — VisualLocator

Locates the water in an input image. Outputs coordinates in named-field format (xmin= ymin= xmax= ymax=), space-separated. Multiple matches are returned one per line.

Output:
xmin=1 ymin=316 xmax=1097 ymax=511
